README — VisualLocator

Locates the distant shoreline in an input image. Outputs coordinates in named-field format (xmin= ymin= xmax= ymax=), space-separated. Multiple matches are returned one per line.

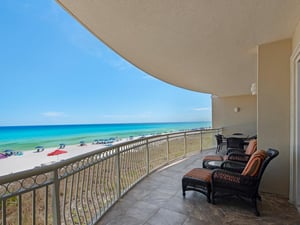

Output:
xmin=0 ymin=121 xmax=211 ymax=151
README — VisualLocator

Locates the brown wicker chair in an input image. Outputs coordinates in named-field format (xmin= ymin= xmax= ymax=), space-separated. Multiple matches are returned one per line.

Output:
xmin=215 ymin=134 xmax=226 ymax=153
xmin=202 ymin=139 xmax=257 ymax=169
xmin=226 ymin=137 xmax=245 ymax=152
xmin=211 ymin=148 xmax=279 ymax=216
xmin=182 ymin=148 xmax=279 ymax=216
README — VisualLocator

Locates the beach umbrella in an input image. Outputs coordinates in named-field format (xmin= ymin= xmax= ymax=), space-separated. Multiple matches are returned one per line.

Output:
xmin=3 ymin=149 xmax=14 ymax=156
xmin=0 ymin=153 xmax=7 ymax=159
xmin=47 ymin=149 xmax=67 ymax=156
xmin=59 ymin=143 xmax=65 ymax=149
xmin=35 ymin=146 xmax=44 ymax=153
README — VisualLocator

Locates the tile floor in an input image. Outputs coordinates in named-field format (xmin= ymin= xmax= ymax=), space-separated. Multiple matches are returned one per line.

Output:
xmin=97 ymin=149 xmax=300 ymax=225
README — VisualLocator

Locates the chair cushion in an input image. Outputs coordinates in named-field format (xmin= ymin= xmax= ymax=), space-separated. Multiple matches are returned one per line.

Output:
xmin=245 ymin=139 xmax=257 ymax=155
xmin=184 ymin=168 xmax=213 ymax=182
xmin=203 ymin=155 xmax=224 ymax=161
xmin=241 ymin=150 xmax=267 ymax=176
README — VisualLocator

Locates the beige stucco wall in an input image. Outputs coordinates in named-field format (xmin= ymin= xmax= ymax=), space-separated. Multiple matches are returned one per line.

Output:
xmin=212 ymin=95 xmax=257 ymax=136
xmin=257 ymin=39 xmax=291 ymax=196
xmin=293 ymin=20 xmax=300 ymax=50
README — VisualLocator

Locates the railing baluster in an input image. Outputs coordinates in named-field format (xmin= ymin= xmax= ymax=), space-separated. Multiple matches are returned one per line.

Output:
xmin=146 ymin=139 xmax=150 ymax=175
xmin=68 ymin=175 xmax=74 ymax=225
xmin=103 ymin=159 xmax=109 ymax=210
xmin=32 ymin=189 xmax=36 ymax=225
xmin=62 ymin=177 xmax=67 ymax=224
xmin=94 ymin=161 xmax=101 ymax=217
xmin=99 ymin=160 xmax=105 ymax=212
xmin=18 ymin=195 xmax=22 ymax=225
xmin=81 ymin=169 xmax=88 ymax=225
xmin=85 ymin=166 xmax=92 ymax=222
xmin=200 ymin=130 xmax=203 ymax=152
xmin=90 ymin=165 xmax=97 ymax=222
xmin=2 ymin=199 xmax=7 ymax=225
xmin=116 ymin=147 xmax=121 ymax=199
xmin=52 ymin=169 xmax=61 ymax=225
xmin=184 ymin=132 xmax=187 ymax=157
xmin=74 ymin=171 xmax=81 ymax=224
xmin=167 ymin=135 xmax=169 ymax=162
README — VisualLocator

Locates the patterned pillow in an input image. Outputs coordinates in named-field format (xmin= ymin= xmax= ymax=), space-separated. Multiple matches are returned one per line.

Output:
xmin=241 ymin=150 xmax=267 ymax=176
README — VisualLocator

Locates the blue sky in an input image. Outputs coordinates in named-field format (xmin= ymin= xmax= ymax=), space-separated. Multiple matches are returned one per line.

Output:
xmin=0 ymin=0 xmax=211 ymax=126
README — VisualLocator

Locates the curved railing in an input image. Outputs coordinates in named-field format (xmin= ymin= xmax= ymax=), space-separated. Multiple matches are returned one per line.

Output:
xmin=0 ymin=128 xmax=221 ymax=225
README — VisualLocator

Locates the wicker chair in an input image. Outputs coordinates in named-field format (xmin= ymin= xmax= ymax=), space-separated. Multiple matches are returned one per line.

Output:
xmin=215 ymin=134 xmax=226 ymax=153
xmin=211 ymin=148 xmax=279 ymax=216
xmin=226 ymin=137 xmax=245 ymax=152
xmin=202 ymin=139 xmax=257 ymax=169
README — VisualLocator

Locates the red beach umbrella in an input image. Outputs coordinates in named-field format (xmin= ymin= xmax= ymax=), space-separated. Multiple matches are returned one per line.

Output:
xmin=47 ymin=149 xmax=67 ymax=156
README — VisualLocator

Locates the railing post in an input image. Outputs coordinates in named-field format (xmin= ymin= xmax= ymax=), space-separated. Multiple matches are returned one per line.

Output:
xmin=184 ymin=132 xmax=187 ymax=157
xmin=146 ymin=139 xmax=150 ymax=175
xmin=52 ymin=169 xmax=61 ymax=225
xmin=116 ymin=146 xmax=121 ymax=198
xmin=167 ymin=135 xmax=169 ymax=162
xmin=200 ymin=131 xmax=203 ymax=152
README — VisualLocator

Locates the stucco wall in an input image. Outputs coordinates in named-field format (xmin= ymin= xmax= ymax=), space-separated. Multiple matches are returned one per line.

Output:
xmin=212 ymin=95 xmax=257 ymax=136
xmin=293 ymin=20 xmax=300 ymax=50
xmin=257 ymin=39 xmax=291 ymax=196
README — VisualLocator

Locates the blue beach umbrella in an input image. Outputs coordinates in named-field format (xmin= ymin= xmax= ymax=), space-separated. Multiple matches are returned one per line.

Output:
xmin=34 ymin=146 xmax=44 ymax=153
xmin=3 ymin=149 xmax=14 ymax=157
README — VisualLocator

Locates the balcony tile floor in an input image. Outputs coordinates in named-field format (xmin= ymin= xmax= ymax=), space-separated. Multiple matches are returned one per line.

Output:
xmin=97 ymin=149 xmax=300 ymax=225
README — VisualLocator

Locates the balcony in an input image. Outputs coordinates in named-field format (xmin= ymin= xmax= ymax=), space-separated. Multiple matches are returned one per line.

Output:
xmin=0 ymin=128 xmax=214 ymax=225
xmin=1 ymin=128 xmax=300 ymax=225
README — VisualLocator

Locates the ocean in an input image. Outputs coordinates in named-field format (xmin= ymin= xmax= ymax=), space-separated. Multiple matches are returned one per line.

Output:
xmin=0 ymin=121 xmax=211 ymax=151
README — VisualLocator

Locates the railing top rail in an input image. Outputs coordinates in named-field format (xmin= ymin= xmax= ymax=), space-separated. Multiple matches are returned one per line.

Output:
xmin=0 ymin=127 xmax=222 ymax=184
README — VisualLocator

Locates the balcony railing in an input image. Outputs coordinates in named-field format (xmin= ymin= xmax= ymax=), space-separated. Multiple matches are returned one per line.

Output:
xmin=0 ymin=128 xmax=221 ymax=225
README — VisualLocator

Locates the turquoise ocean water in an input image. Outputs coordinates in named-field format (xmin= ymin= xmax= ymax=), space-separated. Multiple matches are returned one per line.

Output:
xmin=0 ymin=122 xmax=211 ymax=151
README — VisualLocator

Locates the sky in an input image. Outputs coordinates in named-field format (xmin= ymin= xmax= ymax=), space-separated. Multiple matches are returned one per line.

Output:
xmin=0 ymin=0 xmax=211 ymax=126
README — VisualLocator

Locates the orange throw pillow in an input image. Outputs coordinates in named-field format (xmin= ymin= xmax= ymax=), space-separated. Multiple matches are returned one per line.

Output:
xmin=245 ymin=139 xmax=257 ymax=155
xmin=241 ymin=150 xmax=267 ymax=176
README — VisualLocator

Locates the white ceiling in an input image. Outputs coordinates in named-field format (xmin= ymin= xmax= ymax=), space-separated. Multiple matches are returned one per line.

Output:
xmin=57 ymin=0 xmax=300 ymax=96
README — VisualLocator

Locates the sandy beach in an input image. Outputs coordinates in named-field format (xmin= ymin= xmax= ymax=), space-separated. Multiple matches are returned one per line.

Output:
xmin=0 ymin=139 xmax=129 ymax=176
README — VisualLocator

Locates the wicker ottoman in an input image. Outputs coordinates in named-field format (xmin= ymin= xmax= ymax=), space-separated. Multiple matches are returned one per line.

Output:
xmin=182 ymin=168 xmax=213 ymax=202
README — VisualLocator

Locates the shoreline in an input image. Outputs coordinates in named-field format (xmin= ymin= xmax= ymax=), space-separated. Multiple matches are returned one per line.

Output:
xmin=0 ymin=126 xmax=213 ymax=177
xmin=0 ymin=137 xmax=132 ymax=176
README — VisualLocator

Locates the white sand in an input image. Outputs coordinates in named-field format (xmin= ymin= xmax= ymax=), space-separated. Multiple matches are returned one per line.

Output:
xmin=0 ymin=139 xmax=131 ymax=177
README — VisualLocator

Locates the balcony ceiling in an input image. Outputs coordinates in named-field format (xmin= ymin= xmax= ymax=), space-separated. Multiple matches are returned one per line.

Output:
xmin=56 ymin=0 xmax=300 ymax=97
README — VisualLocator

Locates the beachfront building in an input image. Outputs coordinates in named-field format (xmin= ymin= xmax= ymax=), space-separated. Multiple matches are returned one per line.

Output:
xmin=56 ymin=0 xmax=300 ymax=210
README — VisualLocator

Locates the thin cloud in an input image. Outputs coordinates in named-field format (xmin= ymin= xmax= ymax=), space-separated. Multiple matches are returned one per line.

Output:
xmin=100 ymin=112 xmax=155 ymax=123
xmin=109 ymin=58 xmax=133 ymax=71
xmin=103 ymin=112 xmax=153 ymax=120
xmin=42 ymin=112 xmax=66 ymax=117
xmin=193 ymin=107 xmax=210 ymax=111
